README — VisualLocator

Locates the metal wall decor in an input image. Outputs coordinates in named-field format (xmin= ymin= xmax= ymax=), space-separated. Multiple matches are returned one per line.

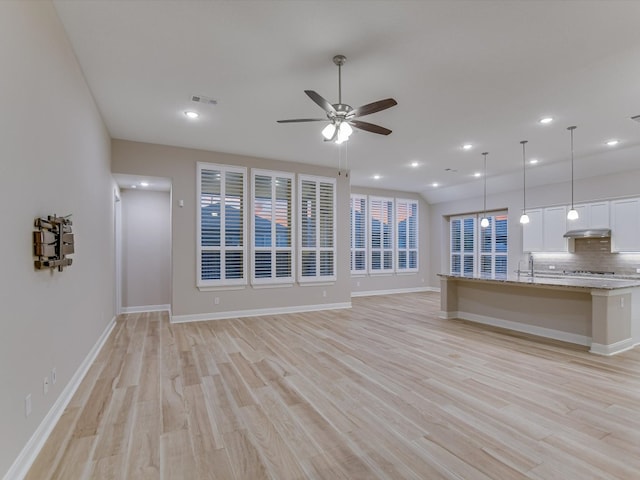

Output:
xmin=33 ymin=214 xmax=74 ymax=271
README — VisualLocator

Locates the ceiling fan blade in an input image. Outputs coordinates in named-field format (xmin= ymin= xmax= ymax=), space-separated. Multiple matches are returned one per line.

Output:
xmin=305 ymin=90 xmax=336 ymax=114
xmin=350 ymin=98 xmax=397 ymax=118
xmin=349 ymin=120 xmax=392 ymax=135
xmin=277 ymin=118 xmax=326 ymax=123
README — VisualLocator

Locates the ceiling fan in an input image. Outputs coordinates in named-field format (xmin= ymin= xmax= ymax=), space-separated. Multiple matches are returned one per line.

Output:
xmin=277 ymin=54 xmax=397 ymax=143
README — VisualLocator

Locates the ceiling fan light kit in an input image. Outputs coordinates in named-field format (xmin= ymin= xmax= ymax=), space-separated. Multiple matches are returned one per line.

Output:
xmin=278 ymin=54 xmax=397 ymax=143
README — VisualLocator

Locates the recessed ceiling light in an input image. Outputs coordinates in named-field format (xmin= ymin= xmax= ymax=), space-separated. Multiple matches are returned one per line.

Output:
xmin=473 ymin=172 xmax=481 ymax=178
xmin=184 ymin=111 xmax=199 ymax=119
xmin=410 ymin=161 xmax=419 ymax=168
xmin=529 ymin=158 xmax=539 ymax=164
xmin=140 ymin=182 xmax=149 ymax=187
xmin=432 ymin=182 xmax=439 ymax=187
xmin=373 ymin=174 xmax=381 ymax=180
xmin=539 ymin=117 xmax=553 ymax=124
xmin=606 ymin=139 xmax=619 ymax=146
xmin=462 ymin=144 xmax=473 ymax=150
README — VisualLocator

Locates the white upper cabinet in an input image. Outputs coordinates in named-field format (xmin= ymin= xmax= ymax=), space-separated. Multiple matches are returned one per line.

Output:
xmin=567 ymin=202 xmax=610 ymax=230
xmin=589 ymin=202 xmax=610 ymax=228
xmin=611 ymin=198 xmax=640 ymax=252
xmin=543 ymin=205 xmax=568 ymax=252
xmin=522 ymin=206 xmax=568 ymax=252
xmin=522 ymin=208 xmax=543 ymax=252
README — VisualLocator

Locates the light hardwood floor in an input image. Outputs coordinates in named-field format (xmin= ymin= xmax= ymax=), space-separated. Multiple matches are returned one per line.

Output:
xmin=26 ymin=292 xmax=640 ymax=479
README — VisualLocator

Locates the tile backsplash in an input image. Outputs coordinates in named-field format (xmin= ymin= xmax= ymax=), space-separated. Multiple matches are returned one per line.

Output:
xmin=532 ymin=238 xmax=640 ymax=276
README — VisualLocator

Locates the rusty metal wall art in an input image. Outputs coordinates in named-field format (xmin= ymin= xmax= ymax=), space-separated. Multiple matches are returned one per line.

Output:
xmin=33 ymin=214 xmax=74 ymax=271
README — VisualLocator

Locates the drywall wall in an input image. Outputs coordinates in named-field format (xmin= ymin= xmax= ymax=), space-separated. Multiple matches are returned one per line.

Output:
xmin=112 ymin=139 xmax=351 ymax=319
xmin=121 ymin=189 xmax=171 ymax=310
xmin=0 ymin=1 xmax=114 ymax=477
xmin=427 ymin=168 xmax=640 ymax=288
xmin=350 ymin=186 xmax=430 ymax=295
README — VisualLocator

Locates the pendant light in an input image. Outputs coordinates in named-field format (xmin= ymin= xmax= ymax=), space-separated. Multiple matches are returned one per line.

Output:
xmin=480 ymin=152 xmax=490 ymax=228
xmin=519 ymin=140 xmax=530 ymax=224
xmin=567 ymin=126 xmax=579 ymax=220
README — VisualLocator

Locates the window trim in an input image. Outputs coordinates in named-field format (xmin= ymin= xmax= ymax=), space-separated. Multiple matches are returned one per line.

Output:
xmin=298 ymin=174 xmax=337 ymax=283
xmin=250 ymin=169 xmax=295 ymax=286
xmin=197 ymin=162 xmax=248 ymax=289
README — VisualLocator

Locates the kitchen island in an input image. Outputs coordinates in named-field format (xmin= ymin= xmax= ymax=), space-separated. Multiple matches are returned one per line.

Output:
xmin=438 ymin=273 xmax=640 ymax=355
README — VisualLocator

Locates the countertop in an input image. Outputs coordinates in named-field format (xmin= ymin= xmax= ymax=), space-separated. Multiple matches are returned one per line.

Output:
xmin=438 ymin=273 xmax=640 ymax=291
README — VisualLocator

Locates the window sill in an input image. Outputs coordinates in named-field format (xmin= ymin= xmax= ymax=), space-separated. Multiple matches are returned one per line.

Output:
xmin=298 ymin=280 xmax=336 ymax=286
xmin=251 ymin=282 xmax=294 ymax=289
xmin=197 ymin=285 xmax=247 ymax=292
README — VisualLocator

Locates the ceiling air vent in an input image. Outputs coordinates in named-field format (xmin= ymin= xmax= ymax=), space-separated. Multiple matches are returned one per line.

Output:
xmin=631 ymin=114 xmax=640 ymax=123
xmin=191 ymin=94 xmax=217 ymax=106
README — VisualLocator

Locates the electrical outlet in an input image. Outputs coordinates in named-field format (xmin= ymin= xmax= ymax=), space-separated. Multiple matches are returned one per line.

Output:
xmin=548 ymin=265 xmax=556 ymax=270
xmin=322 ymin=290 xmax=327 ymax=297
xmin=636 ymin=268 xmax=640 ymax=274
xmin=356 ymin=281 xmax=360 ymax=287
xmin=43 ymin=377 xmax=49 ymax=394
xmin=214 ymin=297 xmax=220 ymax=305
xmin=51 ymin=367 xmax=57 ymax=385
xmin=25 ymin=394 xmax=31 ymax=417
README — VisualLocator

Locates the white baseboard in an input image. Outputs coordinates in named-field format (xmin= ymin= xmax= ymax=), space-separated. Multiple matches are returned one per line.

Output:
xmin=171 ymin=302 xmax=352 ymax=324
xmin=445 ymin=310 xmax=591 ymax=347
xmin=590 ymin=338 xmax=636 ymax=356
xmin=121 ymin=304 xmax=171 ymax=314
xmin=3 ymin=316 xmax=116 ymax=480
xmin=351 ymin=286 xmax=438 ymax=297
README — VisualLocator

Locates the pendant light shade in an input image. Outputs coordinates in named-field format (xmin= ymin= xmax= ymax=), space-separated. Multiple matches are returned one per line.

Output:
xmin=480 ymin=152 xmax=490 ymax=228
xmin=567 ymin=126 xmax=579 ymax=220
xmin=519 ymin=140 xmax=530 ymax=224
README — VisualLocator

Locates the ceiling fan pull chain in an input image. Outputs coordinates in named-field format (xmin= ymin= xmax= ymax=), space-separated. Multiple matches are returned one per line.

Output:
xmin=345 ymin=140 xmax=349 ymax=178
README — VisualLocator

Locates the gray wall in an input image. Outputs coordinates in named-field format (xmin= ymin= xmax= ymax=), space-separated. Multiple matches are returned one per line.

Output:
xmin=0 ymin=1 xmax=114 ymax=476
xmin=427 ymin=168 xmax=640 ymax=288
xmin=112 ymin=139 xmax=352 ymax=318
xmin=121 ymin=189 xmax=171 ymax=309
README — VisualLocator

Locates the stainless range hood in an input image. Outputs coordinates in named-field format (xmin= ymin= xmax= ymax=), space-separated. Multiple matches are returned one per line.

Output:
xmin=563 ymin=228 xmax=611 ymax=238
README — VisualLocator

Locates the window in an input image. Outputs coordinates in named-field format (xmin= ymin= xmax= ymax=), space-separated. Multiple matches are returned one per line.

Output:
xmin=450 ymin=212 xmax=508 ymax=277
xmin=396 ymin=199 xmax=418 ymax=272
xmin=252 ymin=170 xmax=294 ymax=284
xmin=299 ymin=175 xmax=336 ymax=282
xmin=450 ymin=216 xmax=476 ymax=276
xmin=350 ymin=194 xmax=367 ymax=274
xmin=197 ymin=162 xmax=247 ymax=287
xmin=479 ymin=214 xmax=508 ymax=276
xmin=369 ymin=196 xmax=394 ymax=273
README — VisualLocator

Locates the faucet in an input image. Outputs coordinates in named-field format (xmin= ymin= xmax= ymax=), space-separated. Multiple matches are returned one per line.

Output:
xmin=529 ymin=254 xmax=534 ymax=277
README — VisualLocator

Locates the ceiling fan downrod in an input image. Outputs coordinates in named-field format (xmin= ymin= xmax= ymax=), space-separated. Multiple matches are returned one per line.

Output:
xmin=333 ymin=54 xmax=346 ymax=106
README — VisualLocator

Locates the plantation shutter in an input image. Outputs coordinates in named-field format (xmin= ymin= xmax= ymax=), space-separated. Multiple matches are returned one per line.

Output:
xmin=197 ymin=163 xmax=247 ymax=287
xmin=252 ymin=170 xmax=294 ymax=284
xmin=299 ymin=175 xmax=336 ymax=282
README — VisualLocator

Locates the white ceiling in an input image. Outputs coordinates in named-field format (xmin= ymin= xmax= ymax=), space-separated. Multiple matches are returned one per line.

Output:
xmin=53 ymin=0 xmax=640 ymax=204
